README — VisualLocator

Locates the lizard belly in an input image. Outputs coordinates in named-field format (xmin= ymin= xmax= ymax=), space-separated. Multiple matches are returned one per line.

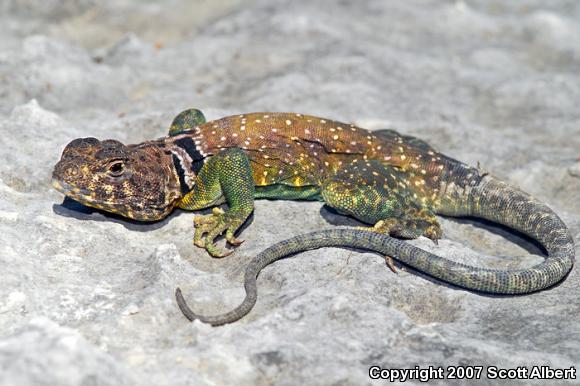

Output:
xmin=254 ymin=184 xmax=322 ymax=201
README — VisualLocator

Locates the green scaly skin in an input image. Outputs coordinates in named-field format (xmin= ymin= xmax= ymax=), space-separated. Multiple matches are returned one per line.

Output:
xmin=52 ymin=109 xmax=575 ymax=326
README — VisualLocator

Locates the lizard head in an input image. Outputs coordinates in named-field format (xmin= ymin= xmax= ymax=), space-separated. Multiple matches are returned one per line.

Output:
xmin=52 ymin=137 xmax=181 ymax=221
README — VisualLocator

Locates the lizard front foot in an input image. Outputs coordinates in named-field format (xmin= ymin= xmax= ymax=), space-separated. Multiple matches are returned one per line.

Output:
xmin=194 ymin=207 xmax=247 ymax=257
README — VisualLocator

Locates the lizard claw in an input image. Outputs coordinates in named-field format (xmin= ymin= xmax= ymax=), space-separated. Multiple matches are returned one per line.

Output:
xmin=206 ymin=242 xmax=234 ymax=258
xmin=384 ymin=255 xmax=398 ymax=274
xmin=226 ymin=229 xmax=244 ymax=246
xmin=228 ymin=238 xmax=245 ymax=247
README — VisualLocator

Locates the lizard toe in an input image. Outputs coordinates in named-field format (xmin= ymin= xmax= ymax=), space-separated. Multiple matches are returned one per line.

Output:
xmin=423 ymin=224 xmax=442 ymax=242
xmin=194 ymin=221 xmax=218 ymax=248
xmin=206 ymin=241 xmax=233 ymax=258
xmin=226 ymin=229 xmax=244 ymax=246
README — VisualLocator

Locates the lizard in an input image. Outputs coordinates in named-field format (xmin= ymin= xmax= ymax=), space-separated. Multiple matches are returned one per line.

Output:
xmin=51 ymin=108 xmax=575 ymax=326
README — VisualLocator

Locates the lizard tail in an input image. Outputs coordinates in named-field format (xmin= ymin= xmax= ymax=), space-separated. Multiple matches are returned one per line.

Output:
xmin=462 ymin=174 xmax=575 ymax=292
xmin=176 ymin=175 xmax=575 ymax=326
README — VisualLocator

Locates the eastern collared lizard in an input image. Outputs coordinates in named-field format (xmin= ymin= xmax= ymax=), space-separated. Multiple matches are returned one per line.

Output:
xmin=52 ymin=109 xmax=575 ymax=325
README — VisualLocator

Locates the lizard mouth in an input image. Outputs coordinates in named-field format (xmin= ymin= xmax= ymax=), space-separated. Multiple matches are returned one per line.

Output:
xmin=51 ymin=178 xmax=171 ymax=221
xmin=51 ymin=178 xmax=91 ymax=197
xmin=51 ymin=178 xmax=122 ymax=213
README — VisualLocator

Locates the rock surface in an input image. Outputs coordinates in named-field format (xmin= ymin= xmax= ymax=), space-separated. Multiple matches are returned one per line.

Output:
xmin=1 ymin=1 xmax=579 ymax=385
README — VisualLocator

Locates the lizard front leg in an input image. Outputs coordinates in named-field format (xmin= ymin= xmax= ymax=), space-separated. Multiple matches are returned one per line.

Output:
xmin=177 ymin=147 xmax=255 ymax=257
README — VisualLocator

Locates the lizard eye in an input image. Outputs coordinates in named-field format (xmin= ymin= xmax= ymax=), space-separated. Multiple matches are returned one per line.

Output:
xmin=108 ymin=161 xmax=125 ymax=177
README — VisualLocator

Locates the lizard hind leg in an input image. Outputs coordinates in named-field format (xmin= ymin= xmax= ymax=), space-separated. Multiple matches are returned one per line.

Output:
xmin=321 ymin=161 xmax=442 ymax=242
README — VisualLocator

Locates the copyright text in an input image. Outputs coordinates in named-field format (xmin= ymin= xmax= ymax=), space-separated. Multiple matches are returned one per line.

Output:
xmin=368 ymin=365 xmax=576 ymax=382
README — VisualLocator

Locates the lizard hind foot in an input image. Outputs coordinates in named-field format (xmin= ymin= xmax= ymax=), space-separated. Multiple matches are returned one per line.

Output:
xmin=361 ymin=209 xmax=443 ymax=242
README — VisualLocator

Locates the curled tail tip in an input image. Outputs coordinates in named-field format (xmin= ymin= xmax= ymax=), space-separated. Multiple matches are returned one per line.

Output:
xmin=175 ymin=287 xmax=221 ymax=325
xmin=175 ymin=287 xmax=253 ymax=326
xmin=175 ymin=287 xmax=198 ymax=322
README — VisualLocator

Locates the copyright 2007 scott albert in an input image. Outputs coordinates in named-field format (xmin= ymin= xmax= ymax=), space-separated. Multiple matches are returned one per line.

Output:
xmin=368 ymin=365 xmax=577 ymax=382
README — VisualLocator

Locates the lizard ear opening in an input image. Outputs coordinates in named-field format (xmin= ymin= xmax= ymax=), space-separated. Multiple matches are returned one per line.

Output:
xmin=169 ymin=109 xmax=206 ymax=136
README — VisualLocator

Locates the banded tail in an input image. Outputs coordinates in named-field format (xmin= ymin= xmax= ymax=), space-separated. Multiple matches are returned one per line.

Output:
xmin=433 ymin=158 xmax=575 ymax=293
xmin=460 ymin=175 xmax=575 ymax=292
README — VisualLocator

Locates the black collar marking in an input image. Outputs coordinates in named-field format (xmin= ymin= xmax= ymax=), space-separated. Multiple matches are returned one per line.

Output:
xmin=174 ymin=137 xmax=204 ymax=162
xmin=174 ymin=136 xmax=205 ymax=175
xmin=171 ymin=154 xmax=191 ymax=196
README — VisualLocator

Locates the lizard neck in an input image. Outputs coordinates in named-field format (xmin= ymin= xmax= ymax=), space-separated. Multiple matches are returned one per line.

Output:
xmin=162 ymin=134 xmax=207 ymax=198
xmin=129 ymin=135 xmax=201 ymax=203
